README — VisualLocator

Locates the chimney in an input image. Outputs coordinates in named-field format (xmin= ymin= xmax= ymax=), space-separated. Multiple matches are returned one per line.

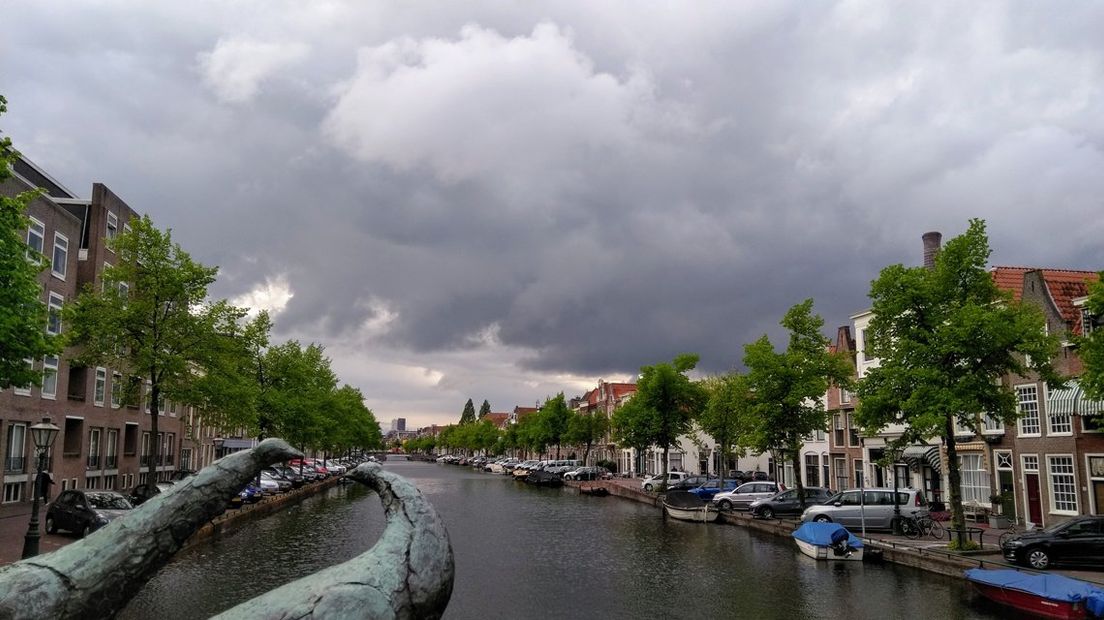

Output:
xmin=922 ymin=231 xmax=942 ymax=269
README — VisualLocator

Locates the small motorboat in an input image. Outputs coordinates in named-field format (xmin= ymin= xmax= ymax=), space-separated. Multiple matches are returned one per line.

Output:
xmin=964 ymin=569 xmax=1104 ymax=619
xmin=792 ymin=522 xmax=863 ymax=561
xmin=524 ymin=470 xmax=564 ymax=487
xmin=579 ymin=485 xmax=609 ymax=497
xmin=662 ymin=491 xmax=719 ymax=523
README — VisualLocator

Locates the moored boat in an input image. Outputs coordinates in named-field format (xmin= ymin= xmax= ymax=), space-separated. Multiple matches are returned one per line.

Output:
xmin=964 ymin=569 xmax=1104 ymax=620
xmin=791 ymin=522 xmax=863 ymax=561
xmin=662 ymin=491 xmax=719 ymax=523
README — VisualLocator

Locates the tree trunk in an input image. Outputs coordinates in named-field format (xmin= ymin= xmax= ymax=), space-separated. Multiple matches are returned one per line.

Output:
xmin=148 ymin=382 xmax=160 ymax=490
xmin=718 ymin=443 xmax=726 ymax=490
xmin=792 ymin=443 xmax=807 ymax=509
xmin=582 ymin=441 xmax=591 ymax=466
xmin=661 ymin=445 xmax=669 ymax=491
xmin=945 ymin=413 xmax=966 ymax=547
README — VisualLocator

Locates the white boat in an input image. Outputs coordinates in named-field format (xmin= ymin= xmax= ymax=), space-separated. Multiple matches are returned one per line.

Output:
xmin=662 ymin=491 xmax=719 ymax=523
xmin=792 ymin=522 xmax=863 ymax=561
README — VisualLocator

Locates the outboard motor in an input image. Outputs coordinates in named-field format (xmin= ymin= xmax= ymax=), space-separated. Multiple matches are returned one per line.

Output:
xmin=829 ymin=528 xmax=854 ymax=558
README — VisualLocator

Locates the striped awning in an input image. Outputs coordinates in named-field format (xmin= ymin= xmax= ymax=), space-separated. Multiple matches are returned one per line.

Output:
xmin=901 ymin=444 xmax=941 ymax=473
xmin=1048 ymin=383 xmax=1081 ymax=417
xmin=1082 ymin=390 xmax=1104 ymax=417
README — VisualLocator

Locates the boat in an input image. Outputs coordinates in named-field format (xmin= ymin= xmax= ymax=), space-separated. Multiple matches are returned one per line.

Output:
xmin=579 ymin=485 xmax=609 ymax=497
xmin=661 ymin=491 xmax=719 ymax=523
xmin=964 ymin=569 xmax=1104 ymax=620
xmin=791 ymin=522 xmax=864 ymax=561
xmin=524 ymin=470 xmax=564 ymax=487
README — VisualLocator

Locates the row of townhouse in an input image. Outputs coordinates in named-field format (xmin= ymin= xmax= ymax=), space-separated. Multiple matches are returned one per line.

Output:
xmin=1 ymin=156 xmax=225 ymax=505
xmin=811 ymin=232 xmax=1104 ymax=528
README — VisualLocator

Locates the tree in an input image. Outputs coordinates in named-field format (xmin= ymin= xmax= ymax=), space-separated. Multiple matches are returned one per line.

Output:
xmin=698 ymin=373 xmax=753 ymax=490
xmin=537 ymin=393 xmax=572 ymax=458
xmin=1079 ymin=275 xmax=1104 ymax=402
xmin=478 ymin=399 xmax=491 ymax=419
xmin=611 ymin=397 xmax=655 ymax=476
xmin=856 ymin=219 xmax=1061 ymax=547
xmin=565 ymin=409 xmax=609 ymax=465
xmin=258 ymin=341 xmax=338 ymax=454
xmin=66 ymin=215 xmax=246 ymax=487
xmin=0 ymin=95 xmax=60 ymax=388
xmin=742 ymin=300 xmax=853 ymax=509
xmin=627 ymin=354 xmax=706 ymax=490
xmin=459 ymin=398 xmax=476 ymax=425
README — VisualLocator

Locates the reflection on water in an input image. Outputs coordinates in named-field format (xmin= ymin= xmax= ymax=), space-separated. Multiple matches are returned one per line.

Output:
xmin=122 ymin=462 xmax=1009 ymax=619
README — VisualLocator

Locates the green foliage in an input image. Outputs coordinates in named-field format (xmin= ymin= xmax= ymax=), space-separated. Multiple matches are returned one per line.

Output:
xmin=743 ymin=299 xmax=852 ymax=506
xmin=595 ymin=458 xmax=617 ymax=473
xmin=947 ymin=539 xmax=980 ymax=552
xmin=565 ymin=408 xmax=610 ymax=464
xmin=65 ymin=215 xmax=246 ymax=477
xmin=478 ymin=399 xmax=491 ymax=418
xmin=257 ymin=341 xmax=338 ymax=451
xmin=404 ymin=435 xmax=436 ymax=454
xmin=436 ymin=418 xmax=501 ymax=454
xmin=856 ymin=219 xmax=1062 ymax=536
xmin=1080 ymin=275 xmax=1104 ymax=402
xmin=0 ymin=95 xmax=60 ymax=388
xmin=616 ymin=354 xmax=706 ymax=487
xmin=459 ymin=398 xmax=476 ymax=425
xmin=537 ymin=393 xmax=572 ymax=458
xmin=699 ymin=373 xmax=753 ymax=486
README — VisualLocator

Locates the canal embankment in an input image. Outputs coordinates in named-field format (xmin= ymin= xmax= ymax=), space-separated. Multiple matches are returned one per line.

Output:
xmin=564 ymin=478 xmax=1104 ymax=586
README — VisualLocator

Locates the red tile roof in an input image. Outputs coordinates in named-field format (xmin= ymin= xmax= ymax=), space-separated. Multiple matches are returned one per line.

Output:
xmin=608 ymin=382 xmax=637 ymax=399
xmin=991 ymin=266 xmax=1099 ymax=334
xmin=484 ymin=413 xmax=509 ymax=428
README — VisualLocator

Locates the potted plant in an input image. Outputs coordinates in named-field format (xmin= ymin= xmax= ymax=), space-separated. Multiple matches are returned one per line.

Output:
xmin=988 ymin=494 xmax=1011 ymax=528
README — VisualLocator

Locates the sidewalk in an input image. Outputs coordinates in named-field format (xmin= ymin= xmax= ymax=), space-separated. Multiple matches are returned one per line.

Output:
xmin=0 ymin=502 xmax=73 ymax=565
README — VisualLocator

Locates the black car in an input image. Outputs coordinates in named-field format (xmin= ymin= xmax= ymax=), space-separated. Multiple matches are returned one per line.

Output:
xmin=1001 ymin=516 xmax=1104 ymax=570
xmin=749 ymin=487 xmax=833 ymax=519
xmin=46 ymin=490 xmax=134 ymax=537
xmin=129 ymin=481 xmax=174 ymax=506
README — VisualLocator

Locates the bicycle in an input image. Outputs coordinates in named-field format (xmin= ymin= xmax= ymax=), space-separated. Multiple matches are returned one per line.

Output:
xmin=998 ymin=522 xmax=1024 ymax=548
xmin=900 ymin=514 xmax=945 ymax=540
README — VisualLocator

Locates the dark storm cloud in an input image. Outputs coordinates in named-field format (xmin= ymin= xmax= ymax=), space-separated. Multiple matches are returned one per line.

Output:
xmin=4 ymin=2 xmax=1104 ymax=422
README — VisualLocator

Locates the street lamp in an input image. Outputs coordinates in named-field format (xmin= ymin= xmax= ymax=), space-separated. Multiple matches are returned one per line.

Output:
xmin=22 ymin=417 xmax=60 ymax=559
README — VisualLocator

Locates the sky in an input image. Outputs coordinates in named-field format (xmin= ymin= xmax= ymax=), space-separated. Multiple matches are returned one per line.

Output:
xmin=3 ymin=2 xmax=1104 ymax=429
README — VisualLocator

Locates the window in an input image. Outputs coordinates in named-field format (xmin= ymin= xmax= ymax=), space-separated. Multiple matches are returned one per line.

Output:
xmin=840 ymin=388 xmax=852 ymax=404
xmin=88 ymin=428 xmax=101 ymax=469
xmin=854 ymin=459 xmax=864 ymax=488
xmin=46 ymin=292 xmax=63 ymax=335
xmin=51 ymin=232 xmax=68 ymax=279
xmin=144 ymin=382 xmax=151 ymax=413
xmin=141 ymin=432 xmax=151 ymax=466
xmin=123 ymin=425 xmax=137 ymax=456
xmin=805 ymin=454 xmax=820 ymax=487
xmin=5 ymin=424 xmax=26 ymax=473
xmin=41 ymin=355 xmax=59 ymax=399
xmin=3 ymin=483 xmax=23 ymax=504
xmin=1017 ymin=385 xmax=1041 ymax=436
xmin=822 ymin=455 xmax=830 ymax=489
xmin=847 ymin=413 xmax=860 ymax=447
xmin=110 ymin=372 xmax=122 ymax=408
xmin=1048 ymin=387 xmax=1073 ymax=435
xmin=982 ymin=413 xmax=1005 ymax=434
xmin=106 ymin=212 xmax=118 ymax=242
xmin=13 ymin=359 xmax=32 ymax=396
xmin=959 ymin=454 xmax=990 ymax=504
xmin=1023 ymin=454 xmax=1039 ymax=472
xmin=94 ymin=368 xmax=106 ymax=406
xmin=861 ymin=328 xmax=873 ymax=361
xmin=995 ymin=451 xmax=1013 ymax=470
xmin=1047 ymin=455 xmax=1078 ymax=513
xmin=105 ymin=429 xmax=118 ymax=469
xmin=833 ymin=414 xmax=844 ymax=446
xmin=1084 ymin=308 xmax=1096 ymax=336
xmin=27 ymin=217 xmax=45 ymax=256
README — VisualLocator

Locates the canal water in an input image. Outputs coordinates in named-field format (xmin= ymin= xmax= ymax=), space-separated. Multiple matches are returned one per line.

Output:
xmin=121 ymin=461 xmax=1025 ymax=619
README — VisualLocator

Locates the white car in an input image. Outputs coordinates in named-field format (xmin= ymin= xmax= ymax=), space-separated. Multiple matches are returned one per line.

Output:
xmin=641 ymin=472 xmax=690 ymax=492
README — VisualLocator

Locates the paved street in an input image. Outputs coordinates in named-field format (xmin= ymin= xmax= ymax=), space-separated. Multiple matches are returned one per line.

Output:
xmin=0 ymin=502 xmax=73 ymax=565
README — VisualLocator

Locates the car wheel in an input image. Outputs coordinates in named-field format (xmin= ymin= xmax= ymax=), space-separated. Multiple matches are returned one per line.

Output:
xmin=45 ymin=515 xmax=57 ymax=534
xmin=719 ymin=500 xmax=733 ymax=511
xmin=1026 ymin=547 xmax=1051 ymax=570
xmin=814 ymin=515 xmax=832 ymax=523
xmin=80 ymin=524 xmax=91 ymax=539
xmin=761 ymin=507 xmax=775 ymax=520
xmin=644 ymin=483 xmax=654 ymax=492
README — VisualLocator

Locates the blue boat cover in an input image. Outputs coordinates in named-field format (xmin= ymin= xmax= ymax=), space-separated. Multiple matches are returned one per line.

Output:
xmin=792 ymin=522 xmax=863 ymax=549
xmin=965 ymin=568 xmax=1104 ymax=615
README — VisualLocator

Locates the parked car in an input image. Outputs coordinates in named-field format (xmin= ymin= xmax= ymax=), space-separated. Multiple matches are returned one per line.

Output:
xmin=260 ymin=471 xmax=288 ymax=493
xmin=129 ymin=481 xmax=174 ymax=506
xmin=666 ymin=475 xmax=717 ymax=492
xmin=800 ymin=488 xmax=929 ymax=530
xmin=641 ymin=472 xmax=691 ymax=492
xmin=686 ymin=479 xmax=740 ymax=501
xmin=268 ymin=466 xmax=305 ymax=488
xmin=563 ymin=466 xmax=611 ymax=481
xmin=1001 ymin=516 xmax=1104 ymax=570
xmin=713 ymin=482 xmax=786 ymax=511
xmin=749 ymin=487 xmax=833 ymax=519
xmin=46 ymin=490 xmax=134 ymax=537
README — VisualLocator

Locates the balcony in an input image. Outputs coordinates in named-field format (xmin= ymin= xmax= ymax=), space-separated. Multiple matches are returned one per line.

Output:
xmin=87 ymin=455 xmax=100 ymax=470
xmin=4 ymin=456 xmax=25 ymax=473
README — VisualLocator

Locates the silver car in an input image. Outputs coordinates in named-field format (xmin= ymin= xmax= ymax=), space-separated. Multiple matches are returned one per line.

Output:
xmin=712 ymin=482 xmax=785 ymax=511
xmin=800 ymin=488 xmax=929 ymax=530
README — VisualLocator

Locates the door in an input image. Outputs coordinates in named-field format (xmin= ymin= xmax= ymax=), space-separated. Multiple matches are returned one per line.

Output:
xmin=1025 ymin=474 xmax=1043 ymax=526
xmin=1093 ymin=481 xmax=1104 ymax=516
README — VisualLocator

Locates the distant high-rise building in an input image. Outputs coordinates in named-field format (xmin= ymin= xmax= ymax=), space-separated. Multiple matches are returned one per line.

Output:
xmin=391 ymin=418 xmax=406 ymax=432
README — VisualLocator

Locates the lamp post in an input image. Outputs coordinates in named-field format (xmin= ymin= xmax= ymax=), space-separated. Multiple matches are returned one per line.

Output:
xmin=213 ymin=437 xmax=225 ymax=461
xmin=22 ymin=417 xmax=60 ymax=559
